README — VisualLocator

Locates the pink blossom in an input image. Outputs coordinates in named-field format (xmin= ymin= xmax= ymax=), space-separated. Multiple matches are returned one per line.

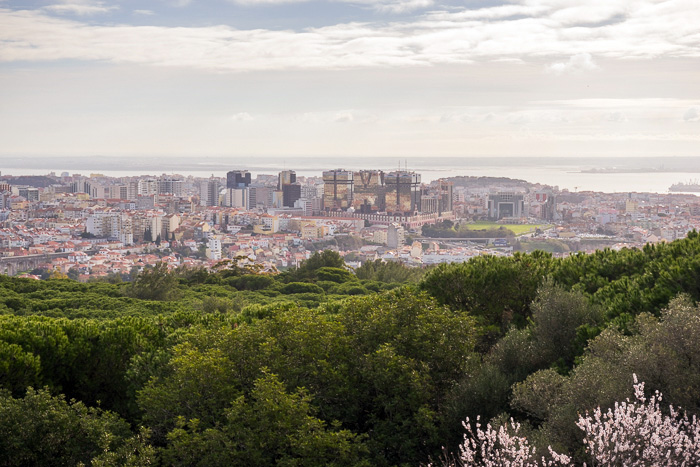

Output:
xmin=577 ymin=374 xmax=700 ymax=467
xmin=437 ymin=375 xmax=699 ymax=467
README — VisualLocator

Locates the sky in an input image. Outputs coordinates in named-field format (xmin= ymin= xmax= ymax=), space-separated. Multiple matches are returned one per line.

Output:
xmin=0 ymin=0 xmax=699 ymax=160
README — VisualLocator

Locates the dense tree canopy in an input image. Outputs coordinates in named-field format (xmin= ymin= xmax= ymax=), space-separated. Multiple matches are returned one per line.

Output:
xmin=2 ymin=233 xmax=700 ymax=465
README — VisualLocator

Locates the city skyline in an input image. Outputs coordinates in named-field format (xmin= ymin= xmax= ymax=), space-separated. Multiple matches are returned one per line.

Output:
xmin=1 ymin=0 xmax=699 ymax=158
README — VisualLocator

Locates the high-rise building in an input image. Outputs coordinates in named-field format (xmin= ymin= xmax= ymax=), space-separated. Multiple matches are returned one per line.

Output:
xmin=248 ymin=186 xmax=273 ymax=208
xmin=200 ymin=178 xmax=221 ymax=207
xmin=70 ymin=178 xmax=96 ymax=198
xmin=158 ymin=176 xmax=184 ymax=196
xmin=227 ymin=170 xmax=251 ymax=189
xmin=437 ymin=180 xmax=453 ymax=214
xmin=138 ymin=179 xmax=158 ymax=196
xmin=276 ymin=170 xmax=300 ymax=207
xmin=323 ymin=169 xmax=354 ymax=210
xmin=385 ymin=171 xmax=421 ymax=214
xmin=125 ymin=181 xmax=139 ymax=201
xmin=277 ymin=170 xmax=296 ymax=190
xmin=271 ymin=190 xmax=284 ymax=209
xmin=224 ymin=188 xmax=249 ymax=209
xmin=352 ymin=170 xmax=385 ymax=213
xmin=282 ymin=184 xmax=301 ymax=208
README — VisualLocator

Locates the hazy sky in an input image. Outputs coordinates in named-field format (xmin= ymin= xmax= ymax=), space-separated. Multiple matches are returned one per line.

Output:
xmin=1 ymin=0 xmax=699 ymax=159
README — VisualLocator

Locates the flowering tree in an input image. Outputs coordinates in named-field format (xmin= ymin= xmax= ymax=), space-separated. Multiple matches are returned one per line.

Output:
xmin=440 ymin=375 xmax=699 ymax=467
xmin=577 ymin=374 xmax=700 ymax=467
xmin=453 ymin=416 xmax=571 ymax=467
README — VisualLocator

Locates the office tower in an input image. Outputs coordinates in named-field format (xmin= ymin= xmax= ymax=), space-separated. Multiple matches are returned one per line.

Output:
xmin=249 ymin=186 xmax=273 ymax=208
xmin=277 ymin=170 xmax=296 ymax=190
xmin=437 ymin=180 xmax=453 ymax=214
xmin=352 ymin=170 xmax=385 ymax=213
xmin=323 ymin=169 xmax=354 ymax=210
xmin=277 ymin=170 xmax=300 ymax=207
xmin=227 ymin=170 xmax=252 ymax=189
xmin=282 ymin=183 xmax=301 ymax=208
xmin=385 ymin=171 xmax=421 ymax=214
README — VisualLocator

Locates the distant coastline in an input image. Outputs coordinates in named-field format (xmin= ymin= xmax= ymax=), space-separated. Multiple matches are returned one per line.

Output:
xmin=5 ymin=156 xmax=700 ymax=194
xmin=580 ymin=168 xmax=700 ymax=174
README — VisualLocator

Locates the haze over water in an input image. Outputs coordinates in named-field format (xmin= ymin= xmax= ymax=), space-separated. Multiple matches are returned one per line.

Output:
xmin=4 ymin=156 xmax=700 ymax=194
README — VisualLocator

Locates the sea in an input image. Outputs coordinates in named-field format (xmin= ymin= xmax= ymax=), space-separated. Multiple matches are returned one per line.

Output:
xmin=3 ymin=155 xmax=700 ymax=195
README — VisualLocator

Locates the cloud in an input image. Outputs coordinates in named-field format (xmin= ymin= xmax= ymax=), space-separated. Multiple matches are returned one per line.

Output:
xmin=334 ymin=112 xmax=355 ymax=123
xmin=226 ymin=0 xmax=306 ymax=5
xmin=1 ymin=0 xmax=699 ymax=72
xmin=363 ymin=0 xmax=434 ymax=14
xmin=230 ymin=112 xmax=254 ymax=121
xmin=43 ymin=1 xmax=117 ymax=16
xmin=333 ymin=110 xmax=378 ymax=123
xmin=538 ymin=98 xmax=699 ymax=110
xmin=684 ymin=107 xmax=700 ymax=122
xmin=294 ymin=110 xmax=377 ymax=123
xmin=226 ymin=0 xmax=433 ymax=13
xmin=604 ymin=111 xmax=628 ymax=122
xmin=546 ymin=53 xmax=598 ymax=74
xmin=491 ymin=58 xmax=525 ymax=64
xmin=133 ymin=9 xmax=155 ymax=16
xmin=425 ymin=4 xmax=547 ymax=21
xmin=163 ymin=0 xmax=192 ymax=6
xmin=439 ymin=112 xmax=485 ymax=124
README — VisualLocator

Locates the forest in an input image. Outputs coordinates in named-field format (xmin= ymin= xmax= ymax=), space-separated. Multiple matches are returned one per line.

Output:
xmin=1 ymin=233 xmax=700 ymax=466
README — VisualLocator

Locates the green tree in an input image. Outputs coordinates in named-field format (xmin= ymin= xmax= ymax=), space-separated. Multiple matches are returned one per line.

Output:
xmin=0 ymin=387 xmax=132 ymax=467
xmin=283 ymin=250 xmax=346 ymax=282
xmin=90 ymin=427 xmax=157 ymax=467
xmin=139 ymin=289 xmax=477 ymax=465
xmin=137 ymin=343 xmax=241 ymax=443
xmin=280 ymin=282 xmax=325 ymax=295
xmin=528 ymin=280 xmax=602 ymax=371
xmin=0 ymin=341 xmax=41 ymax=395
xmin=126 ymin=262 xmax=179 ymax=301
xmin=163 ymin=372 xmax=368 ymax=467
xmin=510 ymin=295 xmax=700 ymax=460
xmin=354 ymin=259 xmax=425 ymax=284
xmin=66 ymin=267 xmax=80 ymax=281
xmin=420 ymin=251 xmax=553 ymax=331
xmin=316 ymin=267 xmax=354 ymax=283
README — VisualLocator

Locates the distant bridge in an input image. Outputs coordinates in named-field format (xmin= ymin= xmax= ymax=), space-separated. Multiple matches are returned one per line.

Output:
xmin=0 ymin=252 xmax=72 ymax=276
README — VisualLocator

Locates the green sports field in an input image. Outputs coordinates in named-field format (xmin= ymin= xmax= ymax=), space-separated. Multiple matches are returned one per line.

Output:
xmin=463 ymin=222 xmax=552 ymax=236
